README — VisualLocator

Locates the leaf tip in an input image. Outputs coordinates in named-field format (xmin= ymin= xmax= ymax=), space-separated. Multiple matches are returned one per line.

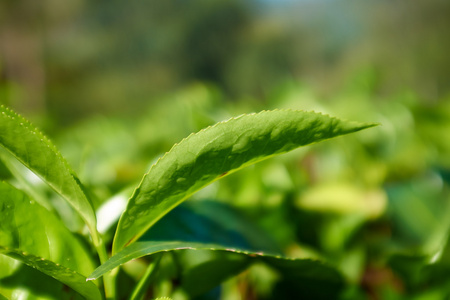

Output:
xmin=361 ymin=122 xmax=380 ymax=130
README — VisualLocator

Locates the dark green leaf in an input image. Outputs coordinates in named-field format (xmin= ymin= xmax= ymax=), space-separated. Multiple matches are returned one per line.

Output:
xmin=89 ymin=200 xmax=343 ymax=297
xmin=90 ymin=240 xmax=265 ymax=280
xmin=91 ymin=200 xmax=283 ymax=279
xmin=145 ymin=200 xmax=280 ymax=298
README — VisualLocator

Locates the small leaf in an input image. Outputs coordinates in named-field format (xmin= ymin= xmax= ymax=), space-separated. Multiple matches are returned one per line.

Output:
xmin=0 ymin=106 xmax=98 ymax=239
xmin=91 ymin=200 xmax=327 ymax=282
xmin=113 ymin=110 xmax=376 ymax=252
xmin=88 ymin=242 xmax=343 ymax=298
xmin=90 ymin=240 xmax=262 ymax=280
xmin=90 ymin=199 xmax=344 ymax=297
xmin=0 ymin=247 xmax=102 ymax=300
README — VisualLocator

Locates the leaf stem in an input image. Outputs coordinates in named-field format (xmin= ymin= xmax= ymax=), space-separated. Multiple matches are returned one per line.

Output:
xmin=93 ymin=231 xmax=116 ymax=299
xmin=129 ymin=254 xmax=163 ymax=300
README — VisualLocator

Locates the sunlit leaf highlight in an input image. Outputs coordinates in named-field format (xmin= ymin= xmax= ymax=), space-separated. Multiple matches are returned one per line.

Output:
xmin=113 ymin=109 xmax=376 ymax=253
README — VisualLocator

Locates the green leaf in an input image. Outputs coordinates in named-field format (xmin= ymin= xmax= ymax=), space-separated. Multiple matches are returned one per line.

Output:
xmin=0 ymin=254 xmax=84 ymax=300
xmin=91 ymin=200 xmax=263 ymax=279
xmin=89 ymin=240 xmax=342 ymax=287
xmin=0 ymin=181 xmax=100 ymax=299
xmin=0 ymin=247 xmax=102 ymax=300
xmin=88 ymin=243 xmax=343 ymax=298
xmin=0 ymin=147 xmax=53 ymax=212
xmin=140 ymin=200 xmax=280 ymax=298
xmin=0 ymin=182 xmax=96 ymax=275
xmin=90 ymin=197 xmax=344 ymax=298
xmin=105 ymin=200 xmax=279 ymax=297
xmin=0 ymin=106 xmax=98 ymax=240
xmin=91 ymin=241 xmax=264 ymax=280
xmin=113 ymin=109 xmax=376 ymax=253
xmin=90 ymin=200 xmax=332 ymax=284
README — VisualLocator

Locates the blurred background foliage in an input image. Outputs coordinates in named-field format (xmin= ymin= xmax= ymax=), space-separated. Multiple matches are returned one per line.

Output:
xmin=1 ymin=0 xmax=450 ymax=299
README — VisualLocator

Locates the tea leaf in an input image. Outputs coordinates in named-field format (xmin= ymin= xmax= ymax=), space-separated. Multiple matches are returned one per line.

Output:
xmin=89 ymin=240 xmax=343 ymax=299
xmin=91 ymin=200 xmax=331 ymax=283
xmin=0 ymin=182 xmax=96 ymax=277
xmin=91 ymin=240 xmax=278 ymax=280
xmin=0 ymin=253 xmax=81 ymax=299
xmin=143 ymin=200 xmax=280 ymax=298
xmin=0 ymin=105 xmax=98 ymax=241
xmin=0 ymin=247 xmax=102 ymax=300
xmin=113 ymin=109 xmax=376 ymax=253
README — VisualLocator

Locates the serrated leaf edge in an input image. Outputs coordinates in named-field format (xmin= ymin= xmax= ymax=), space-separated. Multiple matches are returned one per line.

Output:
xmin=114 ymin=109 xmax=376 ymax=251
xmin=135 ymin=109 xmax=376 ymax=186
xmin=0 ymin=245 xmax=102 ymax=299
xmin=88 ymin=240 xmax=341 ymax=281
xmin=0 ymin=105 xmax=98 ymax=242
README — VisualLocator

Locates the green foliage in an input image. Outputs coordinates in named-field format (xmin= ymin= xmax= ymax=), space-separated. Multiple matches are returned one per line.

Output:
xmin=0 ymin=106 xmax=99 ymax=245
xmin=0 ymin=247 xmax=101 ymax=300
xmin=0 ymin=182 xmax=95 ymax=274
xmin=0 ymin=105 xmax=373 ymax=299
xmin=0 ymin=182 xmax=100 ymax=299
xmin=113 ymin=110 xmax=374 ymax=253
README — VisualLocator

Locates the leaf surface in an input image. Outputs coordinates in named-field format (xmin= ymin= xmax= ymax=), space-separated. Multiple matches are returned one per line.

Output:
xmin=0 ymin=106 xmax=97 ymax=239
xmin=113 ymin=109 xmax=376 ymax=252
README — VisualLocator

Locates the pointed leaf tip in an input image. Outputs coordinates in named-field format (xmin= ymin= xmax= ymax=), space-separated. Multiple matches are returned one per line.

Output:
xmin=113 ymin=110 xmax=376 ymax=253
